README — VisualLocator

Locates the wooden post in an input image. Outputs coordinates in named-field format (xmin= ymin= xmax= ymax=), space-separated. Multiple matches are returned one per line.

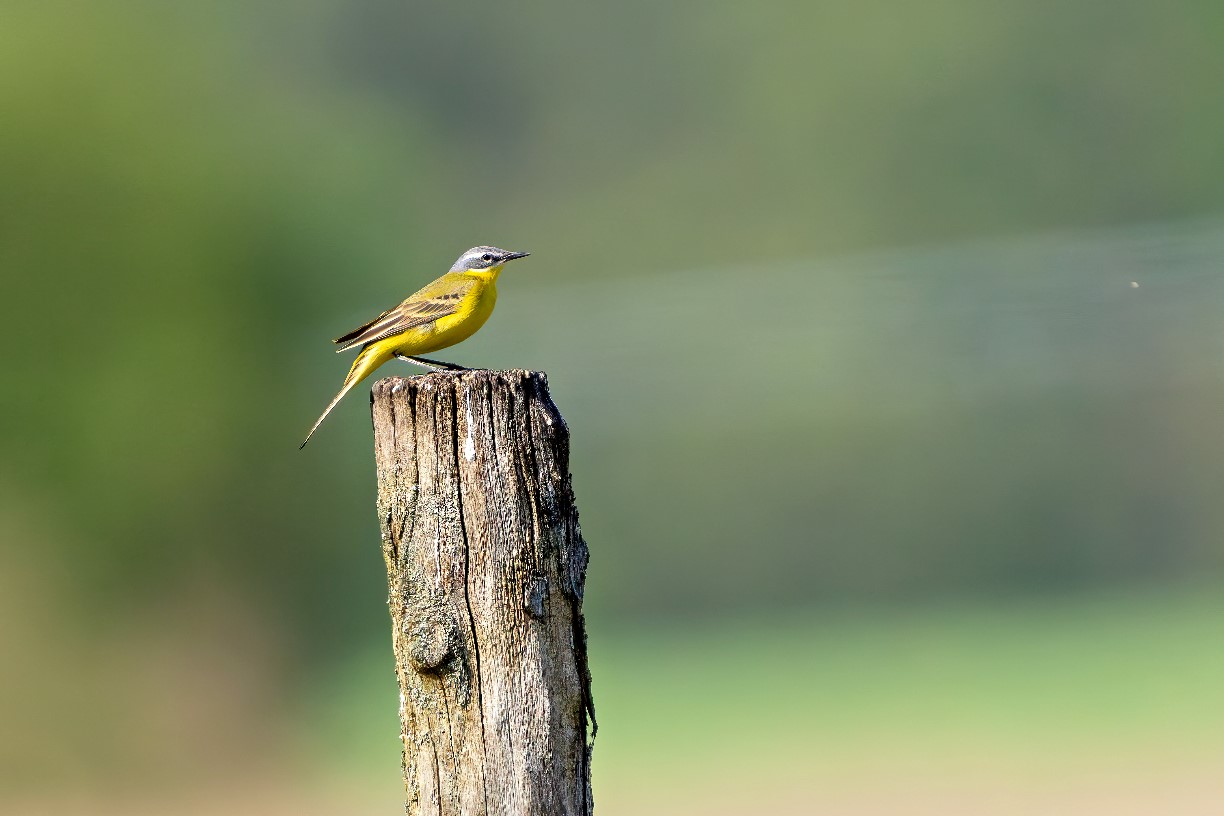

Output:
xmin=370 ymin=370 xmax=595 ymax=816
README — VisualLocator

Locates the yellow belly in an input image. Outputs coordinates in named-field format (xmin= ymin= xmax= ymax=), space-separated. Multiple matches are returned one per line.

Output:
xmin=384 ymin=279 xmax=497 ymax=356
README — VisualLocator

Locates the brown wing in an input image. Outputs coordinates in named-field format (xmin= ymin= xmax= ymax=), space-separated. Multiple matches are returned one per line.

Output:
xmin=333 ymin=276 xmax=474 ymax=352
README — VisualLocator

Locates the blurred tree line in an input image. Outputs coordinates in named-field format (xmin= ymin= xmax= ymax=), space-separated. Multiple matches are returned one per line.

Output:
xmin=3 ymin=0 xmax=1224 ymax=663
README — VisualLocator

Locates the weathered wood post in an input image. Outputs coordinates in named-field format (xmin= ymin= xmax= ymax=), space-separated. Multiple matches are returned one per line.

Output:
xmin=370 ymin=370 xmax=595 ymax=815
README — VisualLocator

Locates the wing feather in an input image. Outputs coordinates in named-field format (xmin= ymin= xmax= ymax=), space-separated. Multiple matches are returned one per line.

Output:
xmin=333 ymin=277 xmax=474 ymax=352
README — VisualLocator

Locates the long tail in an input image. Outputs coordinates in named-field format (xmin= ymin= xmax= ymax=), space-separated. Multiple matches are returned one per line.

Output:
xmin=300 ymin=346 xmax=392 ymax=448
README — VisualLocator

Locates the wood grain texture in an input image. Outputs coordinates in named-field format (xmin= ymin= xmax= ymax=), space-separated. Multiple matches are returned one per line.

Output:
xmin=371 ymin=370 xmax=595 ymax=816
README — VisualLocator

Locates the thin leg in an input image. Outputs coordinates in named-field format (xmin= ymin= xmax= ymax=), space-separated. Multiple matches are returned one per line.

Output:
xmin=394 ymin=353 xmax=468 ymax=371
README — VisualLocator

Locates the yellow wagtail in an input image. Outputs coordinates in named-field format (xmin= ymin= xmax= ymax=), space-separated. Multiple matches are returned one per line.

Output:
xmin=301 ymin=245 xmax=530 ymax=448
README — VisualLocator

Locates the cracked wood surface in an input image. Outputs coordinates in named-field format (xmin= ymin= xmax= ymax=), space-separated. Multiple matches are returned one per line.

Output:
xmin=371 ymin=370 xmax=594 ymax=816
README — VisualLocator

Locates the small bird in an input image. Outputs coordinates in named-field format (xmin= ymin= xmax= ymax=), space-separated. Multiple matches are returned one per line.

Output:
xmin=301 ymin=245 xmax=530 ymax=448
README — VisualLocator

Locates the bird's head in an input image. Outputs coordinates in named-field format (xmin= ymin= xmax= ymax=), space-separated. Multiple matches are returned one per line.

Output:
xmin=451 ymin=245 xmax=530 ymax=273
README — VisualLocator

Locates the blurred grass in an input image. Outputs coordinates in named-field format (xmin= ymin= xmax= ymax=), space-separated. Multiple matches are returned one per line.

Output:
xmin=302 ymin=586 xmax=1224 ymax=810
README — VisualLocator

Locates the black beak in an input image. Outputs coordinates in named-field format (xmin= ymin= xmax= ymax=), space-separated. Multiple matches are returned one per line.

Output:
xmin=502 ymin=251 xmax=530 ymax=262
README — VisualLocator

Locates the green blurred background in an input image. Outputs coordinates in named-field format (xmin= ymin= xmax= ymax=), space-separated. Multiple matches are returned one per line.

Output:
xmin=4 ymin=1 xmax=1224 ymax=813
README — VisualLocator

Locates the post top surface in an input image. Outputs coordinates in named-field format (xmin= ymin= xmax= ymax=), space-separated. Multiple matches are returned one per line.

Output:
xmin=373 ymin=368 xmax=545 ymax=389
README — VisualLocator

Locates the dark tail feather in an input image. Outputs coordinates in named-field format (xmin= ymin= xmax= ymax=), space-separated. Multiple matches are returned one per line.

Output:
xmin=300 ymin=347 xmax=385 ymax=448
xmin=300 ymin=383 xmax=356 ymax=449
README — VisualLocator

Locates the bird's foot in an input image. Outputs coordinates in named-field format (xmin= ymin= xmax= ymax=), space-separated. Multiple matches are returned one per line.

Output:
xmin=394 ymin=354 xmax=469 ymax=372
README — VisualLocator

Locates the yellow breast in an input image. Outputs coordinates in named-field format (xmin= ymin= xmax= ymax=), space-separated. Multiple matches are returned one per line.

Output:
xmin=385 ymin=270 xmax=499 ymax=356
xmin=420 ymin=280 xmax=497 ymax=352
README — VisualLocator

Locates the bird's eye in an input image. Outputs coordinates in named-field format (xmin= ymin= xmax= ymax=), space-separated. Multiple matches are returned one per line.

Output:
xmin=481 ymin=253 xmax=494 ymax=262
